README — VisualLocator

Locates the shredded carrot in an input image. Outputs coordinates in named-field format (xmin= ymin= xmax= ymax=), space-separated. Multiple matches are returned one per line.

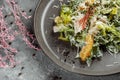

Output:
xmin=79 ymin=8 xmax=93 ymax=30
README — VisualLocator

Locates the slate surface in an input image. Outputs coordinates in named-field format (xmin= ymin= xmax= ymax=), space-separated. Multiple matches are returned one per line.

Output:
xmin=0 ymin=0 xmax=120 ymax=80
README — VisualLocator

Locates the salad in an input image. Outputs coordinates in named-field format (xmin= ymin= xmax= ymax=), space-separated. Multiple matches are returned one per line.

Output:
xmin=53 ymin=0 xmax=120 ymax=66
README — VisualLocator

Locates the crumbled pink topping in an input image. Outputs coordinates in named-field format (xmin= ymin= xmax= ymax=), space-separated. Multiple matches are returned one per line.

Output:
xmin=6 ymin=0 xmax=40 ymax=50
xmin=0 ymin=0 xmax=40 ymax=68
xmin=0 ymin=7 xmax=17 ymax=68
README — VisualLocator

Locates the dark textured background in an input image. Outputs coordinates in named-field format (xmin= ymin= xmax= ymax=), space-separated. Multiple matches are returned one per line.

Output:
xmin=0 ymin=0 xmax=120 ymax=80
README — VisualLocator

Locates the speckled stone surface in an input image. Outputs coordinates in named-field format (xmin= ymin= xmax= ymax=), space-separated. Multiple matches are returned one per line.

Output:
xmin=0 ymin=0 xmax=120 ymax=80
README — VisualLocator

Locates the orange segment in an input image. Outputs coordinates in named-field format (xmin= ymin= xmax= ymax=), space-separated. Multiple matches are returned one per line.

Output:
xmin=80 ymin=34 xmax=94 ymax=61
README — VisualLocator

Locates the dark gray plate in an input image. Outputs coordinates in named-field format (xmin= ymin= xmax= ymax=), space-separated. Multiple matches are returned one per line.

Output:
xmin=34 ymin=0 xmax=120 ymax=75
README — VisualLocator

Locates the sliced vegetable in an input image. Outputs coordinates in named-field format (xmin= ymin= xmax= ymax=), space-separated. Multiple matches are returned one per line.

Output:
xmin=111 ymin=7 xmax=118 ymax=15
xmin=85 ymin=0 xmax=96 ymax=5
